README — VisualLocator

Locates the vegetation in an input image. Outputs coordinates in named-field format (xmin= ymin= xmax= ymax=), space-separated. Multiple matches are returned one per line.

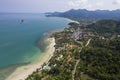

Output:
xmin=26 ymin=20 xmax=120 ymax=80
xmin=87 ymin=20 xmax=120 ymax=35
xmin=79 ymin=38 xmax=120 ymax=80
xmin=46 ymin=9 xmax=120 ymax=21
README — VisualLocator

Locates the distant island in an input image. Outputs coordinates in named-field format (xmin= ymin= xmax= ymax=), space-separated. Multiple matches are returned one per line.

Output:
xmin=46 ymin=9 xmax=120 ymax=21
xmin=26 ymin=16 xmax=120 ymax=80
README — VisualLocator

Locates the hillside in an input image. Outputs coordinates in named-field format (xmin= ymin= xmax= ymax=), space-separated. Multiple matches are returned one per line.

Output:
xmin=26 ymin=20 xmax=120 ymax=80
xmin=46 ymin=9 xmax=120 ymax=21
xmin=86 ymin=20 xmax=120 ymax=36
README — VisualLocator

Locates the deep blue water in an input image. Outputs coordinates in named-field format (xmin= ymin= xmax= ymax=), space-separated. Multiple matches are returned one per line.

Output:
xmin=0 ymin=13 xmax=69 ymax=68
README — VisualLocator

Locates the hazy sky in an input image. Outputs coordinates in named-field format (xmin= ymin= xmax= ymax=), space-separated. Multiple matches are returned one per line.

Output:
xmin=0 ymin=0 xmax=120 ymax=13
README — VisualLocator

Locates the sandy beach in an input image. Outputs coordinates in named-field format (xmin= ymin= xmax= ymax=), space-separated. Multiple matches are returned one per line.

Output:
xmin=66 ymin=18 xmax=79 ymax=24
xmin=6 ymin=37 xmax=56 ymax=80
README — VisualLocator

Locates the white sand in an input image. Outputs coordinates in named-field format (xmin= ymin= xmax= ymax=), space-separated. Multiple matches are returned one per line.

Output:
xmin=67 ymin=19 xmax=79 ymax=24
xmin=6 ymin=37 xmax=56 ymax=80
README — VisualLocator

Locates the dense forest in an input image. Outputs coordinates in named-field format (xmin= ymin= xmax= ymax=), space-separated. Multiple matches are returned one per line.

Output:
xmin=87 ymin=20 xmax=120 ymax=34
xmin=79 ymin=38 xmax=120 ymax=80
xmin=76 ymin=20 xmax=120 ymax=80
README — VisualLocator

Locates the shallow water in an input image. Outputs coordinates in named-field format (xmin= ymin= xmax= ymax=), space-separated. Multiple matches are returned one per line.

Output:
xmin=0 ymin=13 xmax=69 ymax=80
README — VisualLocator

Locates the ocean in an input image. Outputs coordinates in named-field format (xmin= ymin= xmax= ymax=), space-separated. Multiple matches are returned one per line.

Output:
xmin=0 ymin=13 xmax=69 ymax=80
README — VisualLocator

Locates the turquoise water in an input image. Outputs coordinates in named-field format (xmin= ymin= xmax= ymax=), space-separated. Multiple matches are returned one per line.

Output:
xmin=0 ymin=13 xmax=69 ymax=68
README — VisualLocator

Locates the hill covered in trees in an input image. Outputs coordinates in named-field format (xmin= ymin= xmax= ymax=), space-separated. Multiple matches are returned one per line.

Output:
xmin=46 ymin=9 xmax=120 ymax=21
xmin=26 ymin=20 xmax=120 ymax=80
xmin=85 ymin=20 xmax=120 ymax=39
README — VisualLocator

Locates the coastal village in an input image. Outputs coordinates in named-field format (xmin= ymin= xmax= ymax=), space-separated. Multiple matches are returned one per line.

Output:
xmin=26 ymin=20 xmax=120 ymax=80
xmin=1 ymin=1 xmax=120 ymax=80
xmin=25 ymin=21 xmax=92 ymax=80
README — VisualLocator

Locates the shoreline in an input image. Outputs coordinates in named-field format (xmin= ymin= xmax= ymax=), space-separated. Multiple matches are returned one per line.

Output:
xmin=5 ymin=16 xmax=72 ymax=80
xmin=66 ymin=18 xmax=79 ymax=24
xmin=47 ymin=16 xmax=79 ymax=24
xmin=5 ymin=37 xmax=56 ymax=80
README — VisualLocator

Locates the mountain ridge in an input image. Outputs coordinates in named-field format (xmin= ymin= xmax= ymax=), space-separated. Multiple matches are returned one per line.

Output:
xmin=46 ymin=9 xmax=120 ymax=21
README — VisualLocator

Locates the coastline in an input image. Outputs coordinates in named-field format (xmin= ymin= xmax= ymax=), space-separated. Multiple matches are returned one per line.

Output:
xmin=5 ymin=37 xmax=56 ymax=80
xmin=48 ymin=16 xmax=79 ymax=24
xmin=5 ymin=16 xmax=72 ymax=80
xmin=66 ymin=18 xmax=79 ymax=24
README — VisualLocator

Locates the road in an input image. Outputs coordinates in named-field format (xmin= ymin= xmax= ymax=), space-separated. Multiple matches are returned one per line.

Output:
xmin=72 ymin=59 xmax=80 ymax=80
xmin=72 ymin=38 xmax=91 ymax=80
xmin=85 ymin=38 xmax=91 ymax=47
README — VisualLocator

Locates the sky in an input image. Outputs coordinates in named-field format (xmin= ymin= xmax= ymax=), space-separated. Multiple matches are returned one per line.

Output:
xmin=0 ymin=0 xmax=120 ymax=13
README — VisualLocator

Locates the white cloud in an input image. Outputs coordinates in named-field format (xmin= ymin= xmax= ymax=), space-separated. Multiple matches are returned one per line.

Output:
xmin=68 ymin=1 xmax=74 ymax=7
xmin=96 ymin=2 xmax=104 ymax=6
xmin=68 ymin=0 xmax=88 ymax=7
xmin=78 ymin=0 xmax=88 ymax=3
xmin=113 ymin=0 xmax=120 ymax=4
xmin=86 ymin=4 xmax=93 ymax=8
xmin=68 ymin=0 xmax=104 ymax=10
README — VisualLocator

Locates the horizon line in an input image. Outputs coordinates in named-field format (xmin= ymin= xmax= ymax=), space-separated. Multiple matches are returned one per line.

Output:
xmin=0 ymin=8 xmax=120 ymax=13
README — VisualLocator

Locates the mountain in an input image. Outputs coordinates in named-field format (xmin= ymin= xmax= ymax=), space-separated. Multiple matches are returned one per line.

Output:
xmin=46 ymin=9 xmax=120 ymax=21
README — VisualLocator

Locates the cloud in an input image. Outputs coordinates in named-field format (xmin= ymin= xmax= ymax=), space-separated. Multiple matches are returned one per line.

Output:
xmin=96 ymin=2 xmax=104 ymax=6
xmin=68 ymin=0 xmax=104 ymax=10
xmin=68 ymin=0 xmax=88 ymax=7
xmin=113 ymin=0 xmax=120 ymax=4
xmin=86 ymin=4 xmax=93 ymax=8
xmin=78 ymin=0 xmax=88 ymax=3
xmin=68 ymin=1 xmax=79 ymax=7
